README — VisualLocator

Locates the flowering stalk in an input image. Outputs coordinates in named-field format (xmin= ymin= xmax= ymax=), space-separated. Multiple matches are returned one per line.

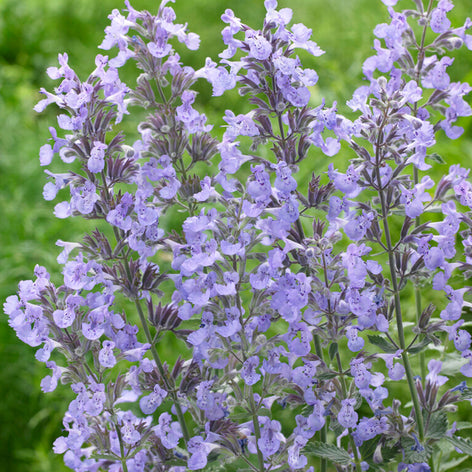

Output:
xmin=412 ymin=0 xmax=435 ymax=384
xmin=4 ymin=0 xmax=472 ymax=471
xmin=374 ymin=145 xmax=425 ymax=441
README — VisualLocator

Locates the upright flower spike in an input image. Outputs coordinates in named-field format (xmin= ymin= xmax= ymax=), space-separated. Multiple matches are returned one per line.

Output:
xmin=5 ymin=0 xmax=472 ymax=470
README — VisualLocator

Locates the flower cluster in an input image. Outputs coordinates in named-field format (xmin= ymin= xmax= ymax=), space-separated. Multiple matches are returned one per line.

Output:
xmin=4 ymin=0 xmax=472 ymax=471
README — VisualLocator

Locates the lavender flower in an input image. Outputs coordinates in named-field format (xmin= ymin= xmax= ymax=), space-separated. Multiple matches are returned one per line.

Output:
xmin=4 ymin=0 xmax=472 ymax=471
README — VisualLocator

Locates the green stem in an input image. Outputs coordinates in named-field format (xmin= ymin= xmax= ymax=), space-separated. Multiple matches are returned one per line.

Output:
xmin=235 ymin=271 xmax=265 ymax=472
xmin=114 ymin=422 xmax=129 ymax=472
xmin=240 ymin=452 xmax=261 ymax=472
xmin=110 ymin=225 xmax=192 ymax=444
xmin=415 ymin=288 xmax=427 ymax=381
xmin=335 ymin=354 xmax=362 ymax=472
xmin=412 ymin=0 xmax=434 ymax=391
xmin=134 ymin=299 xmax=191 ymax=444
xmin=374 ymin=164 xmax=425 ymax=442
xmin=240 ymin=338 xmax=266 ymax=471
xmin=248 ymin=390 xmax=266 ymax=472
xmin=313 ymin=334 xmax=327 ymax=472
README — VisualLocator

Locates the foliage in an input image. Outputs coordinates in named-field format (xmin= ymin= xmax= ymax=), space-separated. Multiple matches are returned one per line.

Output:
xmin=2 ymin=0 xmax=472 ymax=471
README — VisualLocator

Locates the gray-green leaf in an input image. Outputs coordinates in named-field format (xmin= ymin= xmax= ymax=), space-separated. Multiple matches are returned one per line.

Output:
xmin=367 ymin=334 xmax=397 ymax=353
xmin=445 ymin=436 xmax=472 ymax=456
xmin=304 ymin=441 xmax=353 ymax=465
xmin=426 ymin=411 xmax=448 ymax=440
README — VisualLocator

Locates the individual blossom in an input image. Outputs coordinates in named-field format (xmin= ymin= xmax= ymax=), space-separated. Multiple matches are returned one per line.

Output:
xmin=338 ymin=398 xmax=358 ymax=429
xmin=241 ymin=355 xmax=261 ymax=386
xmin=399 ymin=176 xmax=434 ymax=218
xmin=426 ymin=360 xmax=448 ymax=387
xmin=139 ymin=384 xmax=167 ymax=415
xmin=257 ymin=417 xmax=285 ymax=458
xmin=187 ymin=436 xmax=217 ymax=470
xmin=98 ymin=340 xmax=117 ymax=368
xmin=87 ymin=141 xmax=107 ymax=173
xmin=154 ymin=412 xmax=182 ymax=449
xmin=287 ymin=435 xmax=308 ymax=469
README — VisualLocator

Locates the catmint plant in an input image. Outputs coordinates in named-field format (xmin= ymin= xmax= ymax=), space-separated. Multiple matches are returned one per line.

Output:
xmin=4 ymin=0 xmax=472 ymax=471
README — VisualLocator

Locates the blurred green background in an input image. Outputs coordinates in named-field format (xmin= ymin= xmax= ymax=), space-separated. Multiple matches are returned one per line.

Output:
xmin=0 ymin=0 xmax=471 ymax=470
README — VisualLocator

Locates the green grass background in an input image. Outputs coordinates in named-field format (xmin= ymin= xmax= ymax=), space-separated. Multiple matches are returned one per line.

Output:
xmin=0 ymin=0 xmax=471 ymax=470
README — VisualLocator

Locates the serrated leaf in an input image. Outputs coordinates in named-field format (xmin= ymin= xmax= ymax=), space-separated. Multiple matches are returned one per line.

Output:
xmin=359 ymin=439 xmax=399 ymax=470
xmin=367 ymin=334 xmax=397 ymax=353
xmin=403 ymin=438 xmax=432 ymax=464
xmin=304 ymin=441 xmax=353 ymax=465
xmin=406 ymin=448 xmax=432 ymax=464
xmin=359 ymin=437 xmax=378 ymax=462
xmin=408 ymin=337 xmax=432 ymax=354
xmin=427 ymin=153 xmax=446 ymax=164
xmin=316 ymin=371 xmax=339 ymax=381
xmin=426 ymin=410 xmax=448 ymax=440
xmin=445 ymin=436 xmax=472 ymax=456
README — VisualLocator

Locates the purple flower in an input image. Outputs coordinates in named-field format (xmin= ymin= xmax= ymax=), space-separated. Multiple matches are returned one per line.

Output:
xmin=245 ymin=31 xmax=272 ymax=60
xmin=223 ymin=110 xmax=259 ymax=140
xmin=10 ymin=1 xmax=472 ymax=469
xmin=270 ymin=271 xmax=311 ymax=322
xmin=381 ymin=350 xmax=405 ymax=381
xmin=196 ymin=58 xmax=237 ymax=96
xmin=445 ymin=320 xmax=472 ymax=352
xmin=98 ymin=340 xmax=117 ymax=368
xmin=120 ymin=411 xmax=141 ymax=445
xmin=400 ymin=176 xmax=434 ymax=218
xmin=154 ymin=412 xmax=182 ymax=449
xmin=346 ymin=326 xmax=364 ymax=352
xmin=338 ymin=398 xmax=358 ymax=429
xmin=424 ymin=247 xmax=445 ymax=271
xmin=85 ymin=389 xmax=106 ymax=416
xmin=87 ymin=141 xmax=107 ymax=173
xmin=288 ymin=435 xmax=308 ymax=469
xmin=430 ymin=1 xmax=453 ymax=34
xmin=351 ymin=358 xmax=373 ymax=390
xmin=461 ymin=350 xmax=472 ymax=377
xmin=187 ymin=436 xmax=215 ymax=470
xmin=380 ymin=0 xmax=399 ymax=7
xmin=274 ymin=162 xmax=297 ymax=194
xmin=70 ymin=181 xmax=99 ymax=215
xmin=341 ymin=244 xmax=373 ymax=289
xmin=426 ymin=360 xmax=448 ymax=387
xmin=424 ymin=57 xmax=454 ymax=91
xmin=290 ymin=23 xmax=324 ymax=56
xmin=99 ymin=9 xmax=135 ymax=51
xmin=292 ymin=360 xmax=319 ymax=388
xmin=258 ymin=417 xmax=285 ymax=458
xmin=399 ymin=463 xmax=431 ymax=472
xmin=221 ymin=9 xmax=242 ymax=34
xmin=344 ymin=210 xmax=374 ymax=241
xmin=127 ymin=450 xmax=148 ymax=472
xmin=353 ymin=416 xmax=388 ymax=446
xmin=241 ymin=356 xmax=261 ymax=385
xmin=53 ymin=308 xmax=75 ymax=329
xmin=63 ymin=256 xmax=91 ymax=290
xmin=39 ymin=144 xmax=54 ymax=166
xmin=140 ymin=384 xmax=167 ymax=414
xmin=328 ymin=163 xmax=361 ymax=197
xmin=276 ymin=73 xmax=311 ymax=107
xmin=247 ymin=164 xmax=272 ymax=204
xmin=196 ymin=381 xmax=226 ymax=420
xmin=40 ymin=361 xmax=65 ymax=392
